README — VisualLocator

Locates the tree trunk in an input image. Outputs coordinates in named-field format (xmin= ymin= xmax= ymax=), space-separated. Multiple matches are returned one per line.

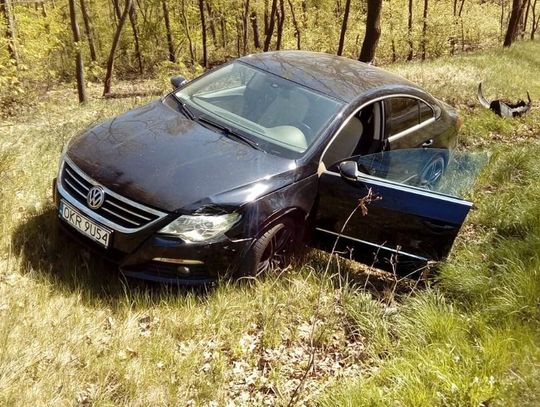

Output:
xmin=275 ymin=0 xmax=285 ymax=50
xmin=288 ymin=0 xmax=301 ymax=49
xmin=103 ymin=0 xmax=132 ymax=96
xmin=180 ymin=0 xmax=195 ymax=64
xmin=206 ymin=1 xmax=217 ymax=47
xmin=250 ymin=9 xmax=260 ymax=48
xmin=359 ymin=0 xmax=383 ymax=63
xmin=0 ymin=0 xmax=19 ymax=64
xmin=388 ymin=0 xmax=396 ymax=62
xmin=129 ymin=2 xmax=143 ymax=73
xmin=504 ymin=0 xmax=526 ymax=46
xmin=337 ymin=0 xmax=351 ymax=56
xmin=162 ymin=0 xmax=176 ymax=62
xmin=68 ymin=0 xmax=87 ymax=103
xmin=406 ymin=0 xmax=413 ymax=60
xmin=532 ymin=0 xmax=539 ymax=39
xmin=263 ymin=0 xmax=278 ymax=51
xmin=79 ymin=0 xmax=98 ymax=62
xmin=220 ymin=12 xmax=227 ymax=48
xmin=522 ymin=0 xmax=532 ymax=36
xmin=421 ymin=0 xmax=428 ymax=60
xmin=501 ymin=0 xmax=506 ymax=35
xmin=111 ymin=0 xmax=121 ymax=21
xmin=198 ymin=0 xmax=208 ymax=67
xmin=457 ymin=0 xmax=466 ymax=17
xmin=242 ymin=0 xmax=250 ymax=54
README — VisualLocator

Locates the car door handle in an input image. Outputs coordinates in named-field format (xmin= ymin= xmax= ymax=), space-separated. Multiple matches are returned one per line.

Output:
xmin=422 ymin=139 xmax=434 ymax=148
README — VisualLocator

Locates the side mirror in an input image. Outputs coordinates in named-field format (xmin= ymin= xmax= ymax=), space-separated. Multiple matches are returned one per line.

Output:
xmin=339 ymin=161 xmax=359 ymax=181
xmin=171 ymin=76 xmax=188 ymax=89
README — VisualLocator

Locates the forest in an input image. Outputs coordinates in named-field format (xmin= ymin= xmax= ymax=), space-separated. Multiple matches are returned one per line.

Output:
xmin=1 ymin=0 xmax=539 ymax=110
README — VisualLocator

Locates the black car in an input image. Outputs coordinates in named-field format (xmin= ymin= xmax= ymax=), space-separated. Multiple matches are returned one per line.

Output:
xmin=54 ymin=51 xmax=469 ymax=284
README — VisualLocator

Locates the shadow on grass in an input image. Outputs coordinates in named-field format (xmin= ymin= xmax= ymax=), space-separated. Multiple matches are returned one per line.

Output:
xmin=11 ymin=208 xmax=213 ymax=308
xmin=299 ymin=249 xmax=428 ymax=299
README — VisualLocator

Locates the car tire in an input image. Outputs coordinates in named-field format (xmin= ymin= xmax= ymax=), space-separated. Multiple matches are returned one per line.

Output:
xmin=239 ymin=218 xmax=298 ymax=277
xmin=418 ymin=154 xmax=446 ymax=190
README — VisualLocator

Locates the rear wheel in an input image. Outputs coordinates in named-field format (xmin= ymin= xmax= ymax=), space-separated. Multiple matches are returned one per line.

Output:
xmin=239 ymin=218 xmax=298 ymax=277
xmin=418 ymin=155 xmax=446 ymax=190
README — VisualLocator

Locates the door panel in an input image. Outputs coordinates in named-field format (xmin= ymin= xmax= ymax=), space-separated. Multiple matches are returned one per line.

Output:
xmin=315 ymin=171 xmax=472 ymax=268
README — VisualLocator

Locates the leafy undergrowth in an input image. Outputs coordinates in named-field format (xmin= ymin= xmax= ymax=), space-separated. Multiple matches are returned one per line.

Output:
xmin=1 ymin=42 xmax=540 ymax=406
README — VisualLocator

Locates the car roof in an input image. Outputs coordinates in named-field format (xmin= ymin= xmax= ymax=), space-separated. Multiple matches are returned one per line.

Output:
xmin=239 ymin=51 xmax=420 ymax=103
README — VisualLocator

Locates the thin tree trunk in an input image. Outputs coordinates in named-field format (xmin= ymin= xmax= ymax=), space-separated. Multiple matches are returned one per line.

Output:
xmin=111 ymin=0 xmax=121 ymax=20
xmin=103 ymin=0 xmax=132 ymax=96
xmin=162 ymin=0 xmax=176 ymax=62
xmin=337 ymin=0 xmax=351 ymax=56
xmin=388 ymin=0 xmax=397 ymax=62
xmin=80 ymin=0 xmax=98 ymax=62
xmin=522 ymin=0 xmax=532 ymax=36
xmin=407 ymin=0 xmax=413 ymax=60
xmin=421 ymin=0 xmax=428 ymax=60
xmin=69 ymin=0 xmax=87 ymax=103
xmin=220 ymin=13 xmax=227 ymax=48
xmin=288 ymin=0 xmax=301 ymax=49
xmin=250 ymin=9 xmax=261 ymax=48
xmin=532 ymin=0 xmax=539 ymax=38
xmin=242 ymin=0 xmax=250 ymax=54
xmin=359 ymin=0 xmax=383 ymax=63
xmin=180 ymin=0 xmax=195 ymax=64
xmin=129 ymin=2 xmax=143 ymax=73
xmin=198 ymin=0 xmax=208 ymax=67
xmin=206 ymin=1 xmax=217 ymax=47
xmin=275 ymin=0 xmax=285 ymax=50
xmin=0 ymin=0 xmax=19 ymax=64
xmin=263 ymin=0 xmax=278 ymax=51
xmin=236 ymin=16 xmax=241 ymax=56
xmin=504 ymin=0 xmax=527 ymax=46
xmin=457 ymin=0 xmax=466 ymax=17
xmin=501 ymin=0 xmax=506 ymax=35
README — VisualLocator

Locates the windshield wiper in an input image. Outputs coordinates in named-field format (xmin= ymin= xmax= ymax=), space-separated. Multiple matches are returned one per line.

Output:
xmin=197 ymin=116 xmax=262 ymax=151
xmin=180 ymin=103 xmax=195 ymax=120
xmin=172 ymin=95 xmax=195 ymax=120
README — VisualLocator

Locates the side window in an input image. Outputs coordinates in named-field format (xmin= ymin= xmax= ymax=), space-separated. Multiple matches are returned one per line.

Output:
xmin=385 ymin=97 xmax=434 ymax=137
xmin=419 ymin=100 xmax=434 ymax=123
xmin=322 ymin=102 xmax=383 ymax=169
xmin=384 ymin=97 xmax=419 ymax=136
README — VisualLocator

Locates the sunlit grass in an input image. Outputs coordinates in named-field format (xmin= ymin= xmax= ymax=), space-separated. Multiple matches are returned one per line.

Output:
xmin=1 ymin=42 xmax=540 ymax=405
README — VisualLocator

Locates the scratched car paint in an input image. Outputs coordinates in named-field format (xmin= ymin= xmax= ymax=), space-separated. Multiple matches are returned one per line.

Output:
xmin=54 ymin=51 xmax=479 ymax=284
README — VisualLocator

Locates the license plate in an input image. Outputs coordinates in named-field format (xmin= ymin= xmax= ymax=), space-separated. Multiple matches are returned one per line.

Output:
xmin=59 ymin=200 xmax=112 ymax=248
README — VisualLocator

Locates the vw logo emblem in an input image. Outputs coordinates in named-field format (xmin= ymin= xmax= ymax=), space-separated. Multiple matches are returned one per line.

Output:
xmin=87 ymin=186 xmax=105 ymax=209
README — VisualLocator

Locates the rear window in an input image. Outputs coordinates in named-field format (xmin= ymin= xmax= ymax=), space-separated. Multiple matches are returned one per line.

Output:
xmin=385 ymin=97 xmax=434 ymax=136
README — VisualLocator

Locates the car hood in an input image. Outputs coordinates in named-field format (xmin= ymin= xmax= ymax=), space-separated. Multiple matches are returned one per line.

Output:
xmin=67 ymin=100 xmax=296 ymax=212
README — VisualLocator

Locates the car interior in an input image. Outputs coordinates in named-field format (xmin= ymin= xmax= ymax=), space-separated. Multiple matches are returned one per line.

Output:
xmin=322 ymin=102 xmax=385 ymax=168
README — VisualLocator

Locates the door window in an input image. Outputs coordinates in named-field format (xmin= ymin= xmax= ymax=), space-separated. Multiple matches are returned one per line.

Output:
xmin=385 ymin=97 xmax=434 ymax=137
xmin=322 ymin=102 xmax=383 ymax=168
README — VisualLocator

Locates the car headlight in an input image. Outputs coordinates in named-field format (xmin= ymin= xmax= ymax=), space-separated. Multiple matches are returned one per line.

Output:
xmin=158 ymin=213 xmax=240 ymax=242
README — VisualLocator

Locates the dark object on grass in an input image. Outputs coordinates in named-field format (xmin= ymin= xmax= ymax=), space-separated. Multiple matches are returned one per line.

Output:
xmin=53 ymin=51 xmax=475 ymax=284
xmin=477 ymin=82 xmax=532 ymax=118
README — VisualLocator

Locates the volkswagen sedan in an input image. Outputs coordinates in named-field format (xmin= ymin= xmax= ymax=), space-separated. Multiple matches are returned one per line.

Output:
xmin=54 ymin=51 xmax=469 ymax=284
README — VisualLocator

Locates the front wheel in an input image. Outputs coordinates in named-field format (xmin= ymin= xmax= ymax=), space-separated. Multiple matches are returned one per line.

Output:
xmin=239 ymin=218 xmax=298 ymax=277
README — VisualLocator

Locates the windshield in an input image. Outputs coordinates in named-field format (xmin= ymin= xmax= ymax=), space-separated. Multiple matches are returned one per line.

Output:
xmin=175 ymin=62 xmax=344 ymax=157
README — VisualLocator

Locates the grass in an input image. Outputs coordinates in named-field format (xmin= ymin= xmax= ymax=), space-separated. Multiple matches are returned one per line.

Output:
xmin=1 ymin=41 xmax=540 ymax=405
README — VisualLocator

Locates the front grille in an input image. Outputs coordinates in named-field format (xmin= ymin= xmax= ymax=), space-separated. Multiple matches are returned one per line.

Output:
xmin=59 ymin=157 xmax=168 ymax=232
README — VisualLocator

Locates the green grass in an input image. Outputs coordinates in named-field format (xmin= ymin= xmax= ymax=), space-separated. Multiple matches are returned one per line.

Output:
xmin=1 ymin=42 xmax=540 ymax=405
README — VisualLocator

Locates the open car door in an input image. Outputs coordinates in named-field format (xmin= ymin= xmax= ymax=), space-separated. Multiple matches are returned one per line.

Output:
xmin=315 ymin=149 xmax=485 ymax=273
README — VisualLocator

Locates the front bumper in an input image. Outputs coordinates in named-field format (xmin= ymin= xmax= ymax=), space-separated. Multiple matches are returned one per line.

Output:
xmin=54 ymin=179 xmax=252 ymax=284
